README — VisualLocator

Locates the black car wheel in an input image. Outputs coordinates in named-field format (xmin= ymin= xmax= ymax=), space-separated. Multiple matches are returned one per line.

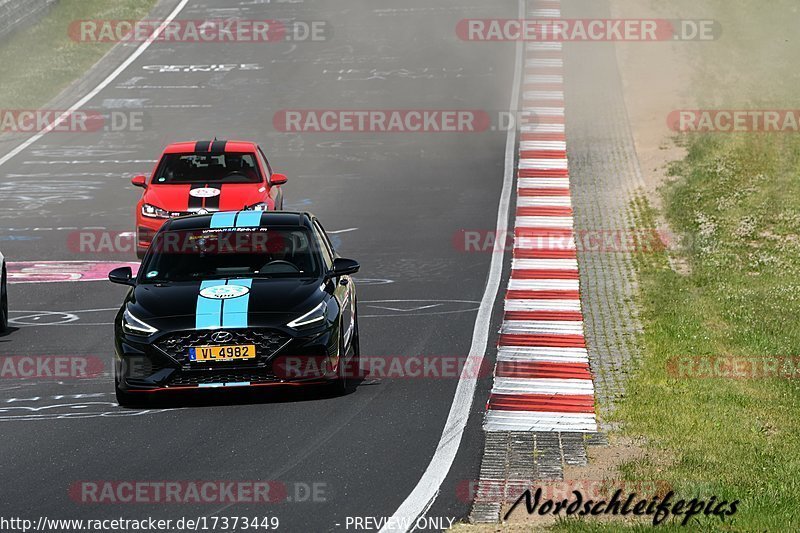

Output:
xmin=0 ymin=265 xmax=8 ymax=332
xmin=333 ymin=330 xmax=349 ymax=394
xmin=332 ymin=315 xmax=359 ymax=395
xmin=350 ymin=311 xmax=360 ymax=369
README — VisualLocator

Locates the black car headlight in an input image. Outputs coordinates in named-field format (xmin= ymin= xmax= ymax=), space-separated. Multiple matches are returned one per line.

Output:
xmin=245 ymin=202 xmax=270 ymax=211
xmin=287 ymin=302 xmax=327 ymax=329
xmin=122 ymin=309 xmax=158 ymax=336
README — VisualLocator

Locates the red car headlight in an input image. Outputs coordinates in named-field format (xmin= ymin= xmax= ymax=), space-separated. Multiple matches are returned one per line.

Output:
xmin=141 ymin=203 xmax=171 ymax=219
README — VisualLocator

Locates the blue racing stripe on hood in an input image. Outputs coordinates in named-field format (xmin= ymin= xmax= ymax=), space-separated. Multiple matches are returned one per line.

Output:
xmin=221 ymin=278 xmax=254 ymax=328
xmin=196 ymin=280 xmax=226 ymax=329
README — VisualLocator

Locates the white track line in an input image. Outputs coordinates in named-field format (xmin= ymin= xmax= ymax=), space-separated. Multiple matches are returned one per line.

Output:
xmin=517 ymin=196 xmax=572 ymax=207
xmin=511 ymin=259 xmax=578 ymax=270
xmin=0 ymin=0 xmax=191 ymax=169
xmin=508 ymin=279 xmax=580 ymax=291
xmin=491 ymin=378 xmax=595 ymax=395
xmin=527 ymin=9 xmax=561 ymax=18
xmin=523 ymin=91 xmax=564 ymax=100
xmin=484 ymin=411 xmax=597 ymax=432
xmin=515 ymin=235 xmax=576 ymax=248
xmin=520 ymin=123 xmax=566 ymax=134
xmin=520 ymin=140 xmax=567 ymax=151
xmin=516 ymin=216 xmax=574 ymax=228
xmin=525 ymin=107 xmax=566 ymax=117
xmin=525 ymin=74 xmax=563 ymax=83
xmin=378 ymin=1 xmax=525 ymax=531
xmin=505 ymin=299 xmax=582 ymax=312
xmin=512 ymin=258 xmax=579 ymax=270
xmin=518 ymin=177 xmax=570 ymax=188
xmin=525 ymin=58 xmax=564 ymax=68
xmin=519 ymin=158 xmax=569 ymax=169
xmin=526 ymin=43 xmax=563 ymax=52
xmin=500 ymin=321 xmax=585 ymax=335
xmin=497 ymin=346 xmax=589 ymax=363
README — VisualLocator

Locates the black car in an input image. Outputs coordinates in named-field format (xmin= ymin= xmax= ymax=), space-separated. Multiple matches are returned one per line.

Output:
xmin=108 ymin=211 xmax=360 ymax=406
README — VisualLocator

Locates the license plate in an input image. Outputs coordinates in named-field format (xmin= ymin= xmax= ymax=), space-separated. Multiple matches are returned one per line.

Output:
xmin=189 ymin=345 xmax=257 ymax=362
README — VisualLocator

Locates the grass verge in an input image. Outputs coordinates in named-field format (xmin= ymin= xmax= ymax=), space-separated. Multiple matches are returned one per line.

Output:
xmin=551 ymin=1 xmax=800 ymax=530
xmin=547 ymin=139 xmax=800 ymax=532
xmin=0 ymin=0 xmax=157 ymax=110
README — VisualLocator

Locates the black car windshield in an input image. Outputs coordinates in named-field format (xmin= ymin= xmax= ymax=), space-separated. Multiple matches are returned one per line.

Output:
xmin=153 ymin=152 xmax=262 ymax=184
xmin=140 ymin=227 xmax=323 ymax=282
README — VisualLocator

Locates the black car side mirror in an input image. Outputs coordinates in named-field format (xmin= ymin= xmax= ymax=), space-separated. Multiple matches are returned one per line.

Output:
xmin=327 ymin=258 xmax=360 ymax=278
xmin=109 ymin=266 xmax=135 ymax=286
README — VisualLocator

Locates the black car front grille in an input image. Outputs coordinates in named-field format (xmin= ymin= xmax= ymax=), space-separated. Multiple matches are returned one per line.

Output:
xmin=125 ymin=355 xmax=171 ymax=378
xmin=166 ymin=369 xmax=283 ymax=387
xmin=155 ymin=329 xmax=290 ymax=365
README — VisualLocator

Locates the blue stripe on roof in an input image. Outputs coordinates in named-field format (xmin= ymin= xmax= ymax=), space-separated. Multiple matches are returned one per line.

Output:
xmin=210 ymin=212 xmax=237 ymax=229
xmin=235 ymin=210 xmax=262 ymax=228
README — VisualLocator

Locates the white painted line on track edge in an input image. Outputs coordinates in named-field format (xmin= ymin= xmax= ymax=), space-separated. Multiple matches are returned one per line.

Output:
xmin=378 ymin=0 xmax=525 ymax=530
xmin=0 ymin=0 xmax=191 ymax=169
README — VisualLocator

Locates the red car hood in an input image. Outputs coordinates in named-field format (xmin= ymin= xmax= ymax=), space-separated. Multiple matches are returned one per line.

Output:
xmin=142 ymin=183 xmax=268 ymax=212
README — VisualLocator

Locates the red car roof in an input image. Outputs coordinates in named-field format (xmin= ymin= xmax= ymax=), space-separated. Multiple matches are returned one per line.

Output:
xmin=162 ymin=140 xmax=259 ymax=154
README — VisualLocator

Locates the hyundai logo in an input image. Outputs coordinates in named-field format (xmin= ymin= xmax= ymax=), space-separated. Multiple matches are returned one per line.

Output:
xmin=210 ymin=331 xmax=233 ymax=343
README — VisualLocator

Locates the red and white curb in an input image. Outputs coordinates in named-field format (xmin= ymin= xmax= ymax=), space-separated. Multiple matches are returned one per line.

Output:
xmin=483 ymin=0 xmax=598 ymax=433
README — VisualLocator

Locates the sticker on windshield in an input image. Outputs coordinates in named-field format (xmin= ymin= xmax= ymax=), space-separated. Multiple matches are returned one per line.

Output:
xmin=199 ymin=285 xmax=250 ymax=299
xmin=146 ymin=270 xmax=158 ymax=278
xmin=189 ymin=187 xmax=221 ymax=198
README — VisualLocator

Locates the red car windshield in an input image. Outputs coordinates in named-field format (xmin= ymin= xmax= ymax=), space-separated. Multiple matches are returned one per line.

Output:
xmin=153 ymin=152 xmax=262 ymax=184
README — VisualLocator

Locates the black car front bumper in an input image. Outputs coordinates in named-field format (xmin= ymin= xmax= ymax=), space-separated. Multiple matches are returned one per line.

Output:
xmin=114 ymin=322 xmax=340 ymax=392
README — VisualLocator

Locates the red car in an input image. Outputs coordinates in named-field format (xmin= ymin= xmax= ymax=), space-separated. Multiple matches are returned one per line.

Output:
xmin=131 ymin=140 xmax=287 ymax=258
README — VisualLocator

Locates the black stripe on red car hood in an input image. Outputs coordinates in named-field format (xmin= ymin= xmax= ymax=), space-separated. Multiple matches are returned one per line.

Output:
xmin=204 ymin=182 xmax=222 ymax=210
xmin=188 ymin=183 xmax=205 ymax=210
xmin=194 ymin=140 xmax=211 ymax=152
xmin=210 ymin=140 xmax=227 ymax=154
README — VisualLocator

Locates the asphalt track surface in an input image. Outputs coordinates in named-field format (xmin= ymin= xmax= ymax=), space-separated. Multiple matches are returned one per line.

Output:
xmin=0 ymin=0 xmax=517 ymax=531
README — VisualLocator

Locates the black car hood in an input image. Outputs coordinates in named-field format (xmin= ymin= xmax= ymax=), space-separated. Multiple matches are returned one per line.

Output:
xmin=127 ymin=277 xmax=328 ymax=331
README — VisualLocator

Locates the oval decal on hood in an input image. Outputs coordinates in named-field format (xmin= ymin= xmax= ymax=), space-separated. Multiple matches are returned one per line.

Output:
xmin=189 ymin=187 xmax=221 ymax=198
xmin=199 ymin=285 xmax=250 ymax=299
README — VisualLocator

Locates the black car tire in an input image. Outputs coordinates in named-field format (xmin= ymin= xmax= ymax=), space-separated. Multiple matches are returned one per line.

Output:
xmin=351 ymin=311 xmax=360 ymax=371
xmin=0 ymin=265 xmax=8 ymax=332
xmin=332 ymin=314 xmax=359 ymax=395
xmin=333 ymin=330 xmax=349 ymax=395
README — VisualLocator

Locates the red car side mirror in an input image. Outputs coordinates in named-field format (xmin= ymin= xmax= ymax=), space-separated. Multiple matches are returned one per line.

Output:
xmin=270 ymin=173 xmax=287 ymax=186
xmin=131 ymin=175 xmax=147 ymax=188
